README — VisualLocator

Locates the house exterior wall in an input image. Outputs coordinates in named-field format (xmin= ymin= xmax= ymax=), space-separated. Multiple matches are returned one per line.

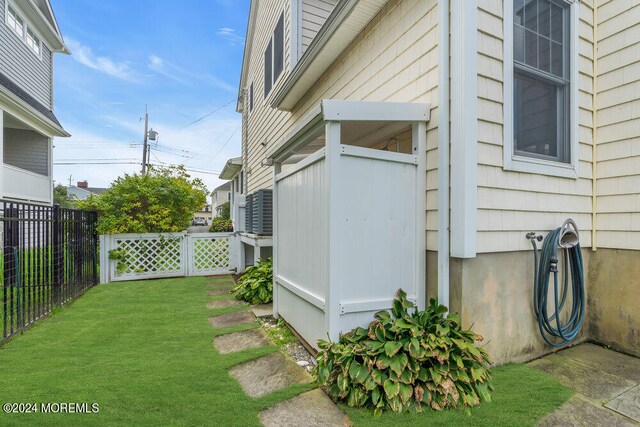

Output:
xmin=3 ymin=127 xmax=49 ymax=175
xmin=594 ymin=0 xmax=640 ymax=250
xmin=245 ymin=0 xmax=440 ymax=248
xmin=300 ymin=0 xmax=338 ymax=53
xmin=0 ymin=0 xmax=54 ymax=109
xmin=475 ymin=0 xmax=595 ymax=253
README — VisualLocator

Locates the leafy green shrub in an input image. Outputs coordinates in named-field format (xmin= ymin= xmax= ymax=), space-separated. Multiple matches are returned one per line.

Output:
xmin=209 ymin=217 xmax=233 ymax=232
xmin=315 ymin=290 xmax=493 ymax=415
xmin=232 ymin=258 xmax=273 ymax=304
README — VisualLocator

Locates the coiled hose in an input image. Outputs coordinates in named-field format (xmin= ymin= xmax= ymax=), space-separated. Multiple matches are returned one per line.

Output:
xmin=529 ymin=219 xmax=585 ymax=347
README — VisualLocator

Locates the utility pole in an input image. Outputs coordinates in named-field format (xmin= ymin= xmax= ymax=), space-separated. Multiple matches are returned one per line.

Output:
xmin=142 ymin=105 xmax=149 ymax=175
xmin=68 ymin=174 xmax=73 ymax=186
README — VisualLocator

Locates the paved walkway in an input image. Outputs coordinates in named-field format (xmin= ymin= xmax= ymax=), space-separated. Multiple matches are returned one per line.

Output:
xmin=205 ymin=275 xmax=350 ymax=427
xmin=530 ymin=343 xmax=640 ymax=425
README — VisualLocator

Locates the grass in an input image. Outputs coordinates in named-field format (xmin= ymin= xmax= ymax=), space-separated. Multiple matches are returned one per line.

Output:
xmin=0 ymin=276 xmax=572 ymax=426
xmin=0 ymin=276 xmax=313 ymax=426
xmin=344 ymin=364 xmax=572 ymax=426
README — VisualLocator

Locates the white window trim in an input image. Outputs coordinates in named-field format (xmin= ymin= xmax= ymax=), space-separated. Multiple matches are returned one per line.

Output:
xmin=4 ymin=0 xmax=44 ymax=61
xmin=503 ymin=0 xmax=579 ymax=179
xmin=263 ymin=11 xmax=286 ymax=102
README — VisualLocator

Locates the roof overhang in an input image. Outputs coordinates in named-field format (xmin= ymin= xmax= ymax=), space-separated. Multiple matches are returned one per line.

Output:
xmin=0 ymin=87 xmax=70 ymax=137
xmin=267 ymin=99 xmax=430 ymax=162
xmin=271 ymin=0 xmax=388 ymax=111
xmin=236 ymin=0 xmax=259 ymax=112
xmin=219 ymin=157 xmax=243 ymax=180
xmin=21 ymin=1 xmax=69 ymax=54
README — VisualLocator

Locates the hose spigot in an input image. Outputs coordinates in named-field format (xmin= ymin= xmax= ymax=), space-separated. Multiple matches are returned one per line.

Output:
xmin=526 ymin=232 xmax=543 ymax=242
xmin=550 ymin=256 xmax=559 ymax=272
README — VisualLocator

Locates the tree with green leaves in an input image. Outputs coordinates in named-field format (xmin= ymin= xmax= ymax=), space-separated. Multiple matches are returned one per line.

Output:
xmin=219 ymin=201 xmax=230 ymax=219
xmin=53 ymin=183 xmax=77 ymax=208
xmin=79 ymin=166 xmax=207 ymax=234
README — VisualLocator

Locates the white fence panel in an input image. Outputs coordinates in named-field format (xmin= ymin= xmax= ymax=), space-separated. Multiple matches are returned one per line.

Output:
xmin=187 ymin=233 xmax=236 ymax=276
xmin=101 ymin=232 xmax=238 ymax=283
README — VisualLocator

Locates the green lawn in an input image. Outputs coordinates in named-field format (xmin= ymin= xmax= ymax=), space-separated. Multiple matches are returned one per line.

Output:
xmin=0 ymin=276 xmax=571 ymax=426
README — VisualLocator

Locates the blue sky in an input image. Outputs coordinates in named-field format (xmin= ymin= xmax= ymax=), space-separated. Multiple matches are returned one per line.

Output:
xmin=51 ymin=0 xmax=249 ymax=193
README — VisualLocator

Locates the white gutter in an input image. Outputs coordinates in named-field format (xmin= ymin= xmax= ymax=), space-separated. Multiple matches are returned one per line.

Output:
xmin=437 ymin=0 xmax=450 ymax=309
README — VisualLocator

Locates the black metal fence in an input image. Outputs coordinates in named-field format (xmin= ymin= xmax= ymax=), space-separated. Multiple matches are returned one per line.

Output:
xmin=1 ymin=200 xmax=98 ymax=343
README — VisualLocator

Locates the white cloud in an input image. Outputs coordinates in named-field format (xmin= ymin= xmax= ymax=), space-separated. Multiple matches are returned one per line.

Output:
xmin=217 ymin=27 xmax=244 ymax=46
xmin=147 ymin=55 xmax=235 ymax=93
xmin=65 ymin=37 xmax=140 ymax=82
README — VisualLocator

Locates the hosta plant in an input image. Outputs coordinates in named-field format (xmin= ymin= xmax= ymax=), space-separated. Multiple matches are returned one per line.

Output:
xmin=315 ymin=290 xmax=493 ymax=415
xmin=232 ymin=258 xmax=273 ymax=304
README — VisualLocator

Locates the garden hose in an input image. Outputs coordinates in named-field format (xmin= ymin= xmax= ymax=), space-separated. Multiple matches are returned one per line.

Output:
xmin=527 ymin=219 xmax=585 ymax=347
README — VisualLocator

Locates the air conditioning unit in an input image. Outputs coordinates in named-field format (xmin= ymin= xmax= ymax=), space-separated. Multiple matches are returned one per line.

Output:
xmin=251 ymin=189 xmax=272 ymax=235
xmin=245 ymin=193 xmax=254 ymax=234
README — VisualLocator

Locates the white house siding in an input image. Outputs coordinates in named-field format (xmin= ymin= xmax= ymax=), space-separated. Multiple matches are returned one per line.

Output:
xmin=475 ymin=0 xmax=595 ymax=253
xmin=0 ymin=0 xmax=54 ymax=108
xmin=246 ymin=0 xmax=440 ymax=248
xmin=301 ymin=0 xmax=338 ymax=53
xmin=594 ymin=0 xmax=640 ymax=250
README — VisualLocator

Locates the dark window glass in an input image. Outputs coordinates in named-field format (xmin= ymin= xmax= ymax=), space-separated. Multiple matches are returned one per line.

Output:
xmin=264 ymin=40 xmax=272 ymax=98
xmin=250 ymin=82 xmax=254 ymax=112
xmin=273 ymin=13 xmax=284 ymax=82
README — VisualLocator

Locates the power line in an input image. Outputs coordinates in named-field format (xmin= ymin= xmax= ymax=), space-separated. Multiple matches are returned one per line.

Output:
xmin=179 ymin=98 xmax=236 ymax=129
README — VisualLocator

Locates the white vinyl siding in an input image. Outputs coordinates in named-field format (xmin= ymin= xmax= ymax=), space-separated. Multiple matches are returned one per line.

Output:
xmin=475 ymin=0 xmax=595 ymax=252
xmin=300 ymin=0 xmax=338 ymax=53
xmin=594 ymin=0 xmax=640 ymax=250
xmin=0 ymin=0 xmax=53 ymax=108
xmin=245 ymin=0 xmax=439 ymax=249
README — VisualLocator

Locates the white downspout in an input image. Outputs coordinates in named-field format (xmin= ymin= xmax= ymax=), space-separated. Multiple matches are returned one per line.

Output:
xmin=437 ymin=0 xmax=450 ymax=309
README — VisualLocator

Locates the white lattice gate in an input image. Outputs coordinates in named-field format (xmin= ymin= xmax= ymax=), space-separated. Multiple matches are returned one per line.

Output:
xmin=99 ymin=232 xmax=238 ymax=283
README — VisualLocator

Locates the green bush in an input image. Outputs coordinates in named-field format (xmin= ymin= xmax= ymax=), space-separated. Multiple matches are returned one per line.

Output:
xmin=209 ymin=217 xmax=233 ymax=232
xmin=232 ymin=258 xmax=273 ymax=304
xmin=315 ymin=290 xmax=493 ymax=415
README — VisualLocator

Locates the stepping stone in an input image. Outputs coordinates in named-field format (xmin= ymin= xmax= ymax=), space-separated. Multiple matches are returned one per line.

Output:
xmin=250 ymin=303 xmax=273 ymax=318
xmin=540 ymin=396 xmax=636 ymax=427
xmin=605 ymin=385 xmax=640 ymax=422
xmin=209 ymin=311 xmax=255 ymax=328
xmin=213 ymin=329 xmax=271 ymax=354
xmin=559 ymin=343 xmax=640 ymax=383
xmin=259 ymin=389 xmax=349 ymax=427
xmin=207 ymin=299 xmax=246 ymax=309
xmin=229 ymin=352 xmax=311 ymax=398
xmin=529 ymin=354 xmax=636 ymax=401
xmin=208 ymin=281 xmax=235 ymax=288
xmin=208 ymin=288 xmax=232 ymax=296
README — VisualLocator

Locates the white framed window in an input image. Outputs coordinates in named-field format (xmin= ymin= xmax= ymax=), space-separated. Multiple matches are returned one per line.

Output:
xmin=264 ymin=11 xmax=285 ymax=99
xmin=503 ymin=0 xmax=579 ymax=179
xmin=26 ymin=27 xmax=41 ymax=57
xmin=6 ymin=4 xmax=24 ymax=38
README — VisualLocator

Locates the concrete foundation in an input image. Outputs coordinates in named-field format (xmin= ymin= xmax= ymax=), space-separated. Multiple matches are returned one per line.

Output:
xmin=587 ymin=249 xmax=640 ymax=358
xmin=426 ymin=247 xmax=639 ymax=364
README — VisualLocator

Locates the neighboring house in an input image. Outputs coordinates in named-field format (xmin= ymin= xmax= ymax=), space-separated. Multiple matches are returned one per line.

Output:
xmin=192 ymin=204 xmax=213 ymax=225
xmin=210 ymin=181 xmax=231 ymax=217
xmin=231 ymin=0 xmax=639 ymax=363
xmin=67 ymin=180 xmax=107 ymax=201
xmin=0 ymin=0 xmax=70 ymax=205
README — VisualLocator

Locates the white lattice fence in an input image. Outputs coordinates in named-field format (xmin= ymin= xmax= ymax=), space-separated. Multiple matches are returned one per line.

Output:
xmin=100 ymin=232 xmax=237 ymax=283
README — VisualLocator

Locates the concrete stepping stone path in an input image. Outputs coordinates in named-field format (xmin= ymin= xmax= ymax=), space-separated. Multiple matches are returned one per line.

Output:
xmin=208 ymin=311 xmax=255 ymax=328
xmin=213 ymin=329 xmax=272 ymax=354
xmin=229 ymin=352 xmax=312 ymax=398
xmin=208 ymin=288 xmax=232 ymax=296
xmin=207 ymin=299 xmax=246 ymax=309
xmin=250 ymin=303 xmax=273 ymax=318
xmin=605 ymin=385 xmax=640 ymax=423
xmin=259 ymin=389 xmax=349 ymax=427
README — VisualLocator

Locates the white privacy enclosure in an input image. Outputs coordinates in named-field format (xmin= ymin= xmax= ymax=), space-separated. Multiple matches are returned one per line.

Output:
xmin=268 ymin=100 xmax=429 ymax=348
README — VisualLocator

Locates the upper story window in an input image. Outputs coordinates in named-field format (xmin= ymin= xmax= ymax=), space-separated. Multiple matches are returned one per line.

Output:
xmin=6 ymin=4 xmax=24 ymax=37
xmin=26 ymin=27 xmax=41 ymax=56
xmin=4 ymin=2 xmax=43 ymax=60
xmin=504 ymin=0 xmax=578 ymax=178
xmin=264 ymin=12 xmax=285 ymax=99
xmin=249 ymin=82 xmax=254 ymax=112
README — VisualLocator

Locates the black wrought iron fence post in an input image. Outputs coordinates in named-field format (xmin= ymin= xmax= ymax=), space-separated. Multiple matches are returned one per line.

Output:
xmin=52 ymin=204 xmax=62 ymax=306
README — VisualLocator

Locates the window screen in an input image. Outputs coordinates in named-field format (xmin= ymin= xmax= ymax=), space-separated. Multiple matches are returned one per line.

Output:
xmin=264 ymin=40 xmax=272 ymax=98
xmin=249 ymin=82 xmax=254 ymax=112
xmin=513 ymin=0 xmax=569 ymax=163
xmin=273 ymin=13 xmax=284 ymax=82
